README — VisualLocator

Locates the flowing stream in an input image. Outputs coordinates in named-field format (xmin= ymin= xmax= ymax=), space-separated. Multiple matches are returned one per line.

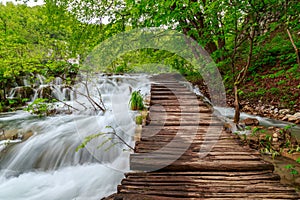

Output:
xmin=1 ymin=75 xmax=299 ymax=200
xmin=0 ymin=74 xmax=150 ymax=200
xmin=214 ymin=106 xmax=300 ymax=137
xmin=193 ymin=85 xmax=300 ymax=137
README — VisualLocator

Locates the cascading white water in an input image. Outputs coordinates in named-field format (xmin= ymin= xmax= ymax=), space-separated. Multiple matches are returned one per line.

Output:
xmin=0 ymin=74 xmax=150 ymax=200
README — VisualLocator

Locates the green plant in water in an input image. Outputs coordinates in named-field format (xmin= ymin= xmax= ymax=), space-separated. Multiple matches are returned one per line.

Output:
xmin=135 ymin=115 xmax=143 ymax=125
xmin=24 ymin=98 xmax=55 ymax=117
xmin=129 ymin=90 xmax=144 ymax=110
xmin=22 ymin=98 xmax=30 ymax=103
xmin=283 ymin=124 xmax=296 ymax=131
xmin=8 ymin=99 xmax=17 ymax=105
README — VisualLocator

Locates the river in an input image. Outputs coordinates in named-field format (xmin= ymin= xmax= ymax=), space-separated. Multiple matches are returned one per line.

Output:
xmin=0 ymin=74 xmax=150 ymax=200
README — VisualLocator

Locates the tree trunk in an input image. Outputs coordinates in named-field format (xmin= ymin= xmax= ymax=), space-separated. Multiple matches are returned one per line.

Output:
xmin=233 ymin=85 xmax=240 ymax=124
xmin=205 ymin=41 xmax=218 ymax=55
xmin=233 ymin=29 xmax=255 ymax=124
xmin=218 ymin=37 xmax=226 ymax=62
xmin=287 ymin=29 xmax=300 ymax=69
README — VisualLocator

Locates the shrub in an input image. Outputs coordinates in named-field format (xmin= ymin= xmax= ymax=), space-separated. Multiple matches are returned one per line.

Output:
xmin=129 ymin=91 xmax=144 ymax=110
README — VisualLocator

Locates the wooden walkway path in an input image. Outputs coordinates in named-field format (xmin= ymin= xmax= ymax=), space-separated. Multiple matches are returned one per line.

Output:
xmin=105 ymin=74 xmax=300 ymax=200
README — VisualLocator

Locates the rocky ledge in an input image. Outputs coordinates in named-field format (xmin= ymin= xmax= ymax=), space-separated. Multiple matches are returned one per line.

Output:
xmin=241 ymin=104 xmax=300 ymax=124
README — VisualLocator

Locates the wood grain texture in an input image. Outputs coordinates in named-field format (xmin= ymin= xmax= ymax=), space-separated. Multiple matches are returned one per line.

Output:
xmin=103 ymin=74 xmax=300 ymax=200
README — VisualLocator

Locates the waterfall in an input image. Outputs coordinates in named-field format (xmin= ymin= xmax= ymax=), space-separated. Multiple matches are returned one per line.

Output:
xmin=0 ymin=74 xmax=151 ymax=200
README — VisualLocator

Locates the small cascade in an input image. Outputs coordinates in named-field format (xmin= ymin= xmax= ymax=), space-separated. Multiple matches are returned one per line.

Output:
xmin=8 ymin=86 xmax=35 ymax=100
xmin=0 ymin=74 xmax=151 ymax=200
xmin=8 ymin=75 xmax=75 ymax=102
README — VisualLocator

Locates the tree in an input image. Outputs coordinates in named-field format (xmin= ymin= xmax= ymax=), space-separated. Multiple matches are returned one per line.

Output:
xmin=0 ymin=2 xmax=106 ymax=103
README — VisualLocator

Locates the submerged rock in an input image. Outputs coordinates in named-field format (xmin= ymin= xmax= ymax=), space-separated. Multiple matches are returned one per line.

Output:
xmin=242 ymin=118 xmax=259 ymax=126
xmin=279 ymin=109 xmax=290 ymax=115
xmin=0 ymin=129 xmax=33 ymax=141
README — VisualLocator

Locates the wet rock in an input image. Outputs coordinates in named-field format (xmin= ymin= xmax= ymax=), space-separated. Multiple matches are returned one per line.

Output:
xmin=282 ymin=114 xmax=292 ymax=121
xmin=223 ymin=123 xmax=233 ymax=133
xmin=21 ymin=130 xmax=33 ymax=140
xmin=10 ymin=86 xmax=34 ymax=99
xmin=242 ymin=118 xmax=259 ymax=126
xmin=0 ymin=129 xmax=19 ymax=140
xmin=0 ymin=129 xmax=33 ymax=141
xmin=36 ymin=86 xmax=53 ymax=98
xmin=241 ymin=125 xmax=298 ymax=158
xmin=279 ymin=109 xmax=290 ymax=115
xmin=242 ymin=105 xmax=253 ymax=112
xmin=283 ymin=112 xmax=300 ymax=123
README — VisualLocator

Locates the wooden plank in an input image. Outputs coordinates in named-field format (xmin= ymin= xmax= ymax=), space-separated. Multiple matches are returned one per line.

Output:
xmin=103 ymin=76 xmax=300 ymax=200
xmin=130 ymin=159 xmax=275 ymax=172
xmin=149 ymin=106 xmax=212 ymax=113
xmin=117 ymin=188 xmax=299 ymax=199
xmin=118 ymin=184 xmax=296 ymax=193
xmin=147 ymin=115 xmax=218 ymax=121
xmin=125 ymin=170 xmax=275 ymax=177
xmin=147 ymin=121 xmax=223 ymax=126
xmin=151 ymin=91 xmax=195 ymax=95
xmin=150 ymin=99 xmax=206 ymax=106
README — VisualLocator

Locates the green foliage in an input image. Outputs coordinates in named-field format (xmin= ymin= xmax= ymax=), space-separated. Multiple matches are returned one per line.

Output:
xmin=76 ymin=126 xmax=134 ymax=152
xmin=270 ymin=87 xmax=280 ymax=95
xmin=256 ymin=88 xmax=267 ymax=96
xmin=75 ymin=132 xmax=103 ymax=152
xmin=285 ymin=164 xmax=299 ymax=176
xmin=283 ymin=124 xmax=296 ymax=131
xmin=135 ymin=115 xmax=143 ymax=125
xmin=1 ymin=0 xmax=299 ymax=118
xmin=129 ymin=91 xmax=144 ymax=111
xmin=0 ymin=3 xmax=105 ymax=104
xmin=24 ymin=98 xmax=54 ymax=117
xmin=287 ymin=146 xmax=300 ymax=154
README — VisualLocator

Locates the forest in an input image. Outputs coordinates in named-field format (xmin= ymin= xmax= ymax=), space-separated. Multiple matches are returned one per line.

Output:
xmin=0 ymin=1 xmax=299 ymax=120
xmin=0 ymin=0 xmax=300 ymax=199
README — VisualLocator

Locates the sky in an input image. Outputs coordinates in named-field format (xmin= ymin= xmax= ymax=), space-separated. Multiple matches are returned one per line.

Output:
xmin=0 ymin=0 xmax=44 ymax=6
xmin=1 ymin=0 xmax=110 ymax=24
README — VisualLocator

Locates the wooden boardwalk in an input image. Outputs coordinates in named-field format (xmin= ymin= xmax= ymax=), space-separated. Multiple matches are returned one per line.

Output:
xmin=105 ymin=74 xmax=300 ymax=200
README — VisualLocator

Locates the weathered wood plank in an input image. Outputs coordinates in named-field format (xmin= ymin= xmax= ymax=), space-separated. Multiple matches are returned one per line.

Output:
xmin=150 ymin=100 xmax=207 ymax=106
xmin=118 ymin=184 xmax=295 ymax=193
xmin=125 ymin=170 xmax=275 ymax=177
xmin=130 ymin=159 xmax=275 ymax=172
xmin=103 ymin=75 xmax=300 ymax=200
xmin=117 ymin=188 xmax=299 ymax=199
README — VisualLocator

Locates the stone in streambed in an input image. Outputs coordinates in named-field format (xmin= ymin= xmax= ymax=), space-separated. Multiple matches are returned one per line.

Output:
xmin=279 ymin=109 xmax=290 ymax=115
xmin=242 ymin=118 xmax=259 ymax=126
xmin=0 ymin=129 xmax=19 ymax=140
xmin=288 ymin=112 xmax=300 ymax=123
xmin=0 ymin=129 xmax=33 ymax=141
